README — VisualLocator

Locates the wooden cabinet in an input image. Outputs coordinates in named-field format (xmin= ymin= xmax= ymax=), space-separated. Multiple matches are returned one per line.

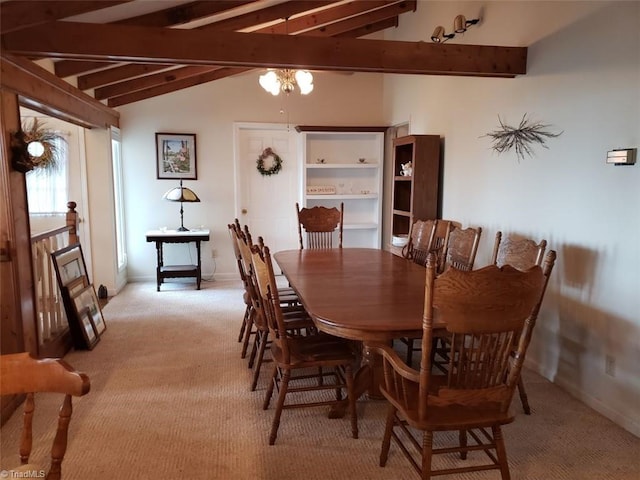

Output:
xmin=297 ymin=126 xmax=386 ymax=248
xmin=390 ymin=135 xmax=441 ymax=256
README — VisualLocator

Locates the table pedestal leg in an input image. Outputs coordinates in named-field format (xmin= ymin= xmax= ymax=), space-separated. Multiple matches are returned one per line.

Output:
xmin=328 ymin=343 xmax=384 ymax=418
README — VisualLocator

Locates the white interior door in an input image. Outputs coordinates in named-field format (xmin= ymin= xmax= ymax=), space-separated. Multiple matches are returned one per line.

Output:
xmin=234 ymin=123 xmax=300 ymax=253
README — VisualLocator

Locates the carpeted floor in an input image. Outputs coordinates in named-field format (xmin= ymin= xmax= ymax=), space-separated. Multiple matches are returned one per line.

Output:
xmin=1 ymin=280 xmax=639 ymax=479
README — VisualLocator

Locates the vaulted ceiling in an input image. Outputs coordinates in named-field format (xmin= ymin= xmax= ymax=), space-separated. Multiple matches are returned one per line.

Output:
xmin=0 ymin=1 xmax=527 ymax=108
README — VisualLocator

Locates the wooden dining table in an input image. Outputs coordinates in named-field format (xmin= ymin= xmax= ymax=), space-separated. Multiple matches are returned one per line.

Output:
xmin=273 ymin=248 xmax=443 ymax=407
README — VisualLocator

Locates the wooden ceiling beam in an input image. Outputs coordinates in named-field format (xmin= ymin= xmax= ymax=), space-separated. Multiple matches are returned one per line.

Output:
xmin=0 ymin=1 xmax=131 ymax=34
xmin=78 ymin=0 xmax=405 ymax=90
xmin=54 ymin=0 xmax=334 ymax=77
xmin=0 ymin=53 xmax=119 ymax=128
xmin=92 ymin=3 xmax=410 ymax=98
xmin=2 ymin=21 xmax=527 ymax=76
xmin=107 ymin=67 xmax=252 ymax=108
xmin=103 ymin=18 xmax=400 ymax=107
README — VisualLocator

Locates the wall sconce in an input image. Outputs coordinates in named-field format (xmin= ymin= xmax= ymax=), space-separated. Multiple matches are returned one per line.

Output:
xmin=453 ymin=14 xmax=480 ymax=33
xmin=431 ymin=14 xmax=481 ymax=43
xmin=430 ymin=26 xmax=455 ymax=43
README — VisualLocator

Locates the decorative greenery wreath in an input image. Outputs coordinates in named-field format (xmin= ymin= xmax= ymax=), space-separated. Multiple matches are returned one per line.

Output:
xmin=256 ymin=147 xmax=282 ymax=176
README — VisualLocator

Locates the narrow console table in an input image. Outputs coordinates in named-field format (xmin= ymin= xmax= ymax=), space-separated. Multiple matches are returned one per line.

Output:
xmin=146 ymin=229 xmax=210 ymax=291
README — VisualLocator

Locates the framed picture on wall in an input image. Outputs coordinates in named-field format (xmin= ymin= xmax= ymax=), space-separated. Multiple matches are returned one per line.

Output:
xmin=156 ymin=132 xmax=197 ymax=180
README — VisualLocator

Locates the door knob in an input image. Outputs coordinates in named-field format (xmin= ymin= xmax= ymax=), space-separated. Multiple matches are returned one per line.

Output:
xmin=241 ymin=208 xmax=247 ymax=214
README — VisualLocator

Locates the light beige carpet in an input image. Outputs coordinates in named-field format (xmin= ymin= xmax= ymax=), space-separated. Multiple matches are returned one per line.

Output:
xmin=1 ymin=280 xmax=638 ymax=479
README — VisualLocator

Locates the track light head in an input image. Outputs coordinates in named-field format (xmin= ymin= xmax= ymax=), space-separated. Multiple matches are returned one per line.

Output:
xmin=430 ymin=26 xmax=455 ymax=43
xmin=453 ymin=14 xmax=480 ymax=33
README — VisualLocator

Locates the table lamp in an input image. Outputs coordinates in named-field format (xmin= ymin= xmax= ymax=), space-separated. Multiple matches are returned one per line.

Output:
xmin=162 ymin=179 xmax=200 ymax=231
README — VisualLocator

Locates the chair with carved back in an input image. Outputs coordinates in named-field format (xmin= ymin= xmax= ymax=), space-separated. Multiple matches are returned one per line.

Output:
xmin=443 ymin=226 xmax=482 ymax=272
xmin=401 ymin=219 xmax=458 ymax=365
xmin=229 ymin=220 xmax=300 ymax=361
xmin=373 ymin=250 xmax=555 ymax=480
xmin=491 ymin=231 xmax=547 ymax=271
xmin=426 ymin=225 xmax=484 ymax=372
xmin=250 ymin=238 xmax=359 ymax=445
xmin=236 ymin=226 xmax=312 ymax=391
xmin=1 ymin=352 xmax=91 ymax=480
xmin=491 ymin=231 xmax=547 ymax=414
xmin=228 ymin=220 xmax=256 ymax=358
xmin=296 ymin=202 xmax=344 ymax=249
xmin=402 ymin=219 xmax=435 ymax=262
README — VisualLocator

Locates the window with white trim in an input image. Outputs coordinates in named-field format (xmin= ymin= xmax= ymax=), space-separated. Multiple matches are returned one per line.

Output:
xmin=25 ymin=133 xmax=69 ymax=214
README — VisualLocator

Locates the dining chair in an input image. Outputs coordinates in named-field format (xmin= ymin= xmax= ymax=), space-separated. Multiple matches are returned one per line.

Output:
xmin=401 ymin=219 xmax=458 ymax=365
xmin=443 ymin=226 xmax=482 ymax=272
xmin=236 ymin=226 xmax=312 ymax=391
xmin=229 ymin=220 xmax=300 ymax=360
xmin=250 ymin=238 xmax=359 ymax=445
xmin=491 ymin=231 xmax=547 ymax=414
xmin=402 ymin=219 xmax=435 ymax=261
xmin=1 ymin=352 xmax=91 ymax=480
xmin=491 ymin=231 xmax=547 ymax=271
xmin=228 ymin=220 xmax=255 ymax=358
xmin=296 ymin=202 xmax=344 ymax=249
xmin=373 ymin=250 xmax=556 ymax=480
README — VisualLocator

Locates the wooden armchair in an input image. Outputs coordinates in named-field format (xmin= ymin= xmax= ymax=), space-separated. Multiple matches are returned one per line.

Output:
xmin=491 ymin=231 xmax=548 ymax=414
xmin=1 ymin=352 xmax=90 ymax=480
xmin=373 ymin=251 xmax=555 ymax=479
xmin=296 ymin=202 xmax=344 ymax=249
xmin=251 ymin=238 xmax=359 ymax=445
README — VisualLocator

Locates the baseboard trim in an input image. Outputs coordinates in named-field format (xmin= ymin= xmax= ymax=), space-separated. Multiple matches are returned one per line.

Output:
xmin=526 ymin=358 xmax=639 ymax=437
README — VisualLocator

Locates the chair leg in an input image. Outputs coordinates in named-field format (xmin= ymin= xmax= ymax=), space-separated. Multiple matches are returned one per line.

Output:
xmin=517 ymin=376 xmax=531 ymax=414
xmin=422 ymin=430 xmax=434 ymax=480
xmin=379 ymin=404 xmax=396 ymax=467
xmin=269 ymin=368 xmax=290 ymax=445
xmin=241 ymin=308 xmax=255 ymax=360
xmin=492 ymin=425 xmax=511 ymax=480
xmin=406 ymin=338 xmax=414 ymax=366
xmin=238 ymin=304 xmax=250 ymax=343
xmin=459 ymin=429 xmax=468 ymax=460
xmin=251 ymin=330 xmax=269 ymax=391
xmin=263 ymin=363 xmax=277 ymax=410
xmin=345 ymin=364 xmax=358 ymax=439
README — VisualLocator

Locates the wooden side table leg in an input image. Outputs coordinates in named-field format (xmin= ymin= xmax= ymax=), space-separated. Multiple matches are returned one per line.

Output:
xmin=196 ymin=240 xmax=202 ymax=290
xmin=155 ymin=241 xmax=163 ymax=292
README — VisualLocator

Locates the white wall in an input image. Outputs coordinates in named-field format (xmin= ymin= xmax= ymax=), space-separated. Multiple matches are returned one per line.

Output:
xmin=117 ymin=70 xmax=384 ymax=282
xmin=383 ymin=1 xmax=639 ymax=435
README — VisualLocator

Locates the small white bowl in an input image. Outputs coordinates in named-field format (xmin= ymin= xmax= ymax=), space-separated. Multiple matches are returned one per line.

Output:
xmin=392 ymin=234 xmax=408 ymax=247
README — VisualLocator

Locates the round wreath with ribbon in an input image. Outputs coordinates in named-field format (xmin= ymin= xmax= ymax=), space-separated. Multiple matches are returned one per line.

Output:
xmin=256 ymin=147 xmax=282 ymax=176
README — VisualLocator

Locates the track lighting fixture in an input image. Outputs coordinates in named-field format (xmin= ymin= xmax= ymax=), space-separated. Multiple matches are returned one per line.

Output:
xmin=431 ymin=14 xmax=480 ymax=43
xmin=430 ymin=26 xmax=455 ymax=43
xmin=454 ymin=14 xmax=480 ymax=33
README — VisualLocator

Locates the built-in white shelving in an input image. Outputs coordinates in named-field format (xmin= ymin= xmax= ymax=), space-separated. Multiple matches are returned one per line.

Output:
xmin=296 ymin=126 xmax=387 ymax=248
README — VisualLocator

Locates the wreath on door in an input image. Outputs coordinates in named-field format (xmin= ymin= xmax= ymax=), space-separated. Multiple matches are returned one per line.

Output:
xmin=256 ymin=147 xmax=282 ymax=176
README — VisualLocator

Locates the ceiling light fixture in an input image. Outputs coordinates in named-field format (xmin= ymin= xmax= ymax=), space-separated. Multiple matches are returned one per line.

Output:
xmin=431 ymin=14 xmax=481 ymax=43
xmin=258 ymin=16 xmax=314 ymax=96
xmin=259 ymin=68 xmax=314 ymax=96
